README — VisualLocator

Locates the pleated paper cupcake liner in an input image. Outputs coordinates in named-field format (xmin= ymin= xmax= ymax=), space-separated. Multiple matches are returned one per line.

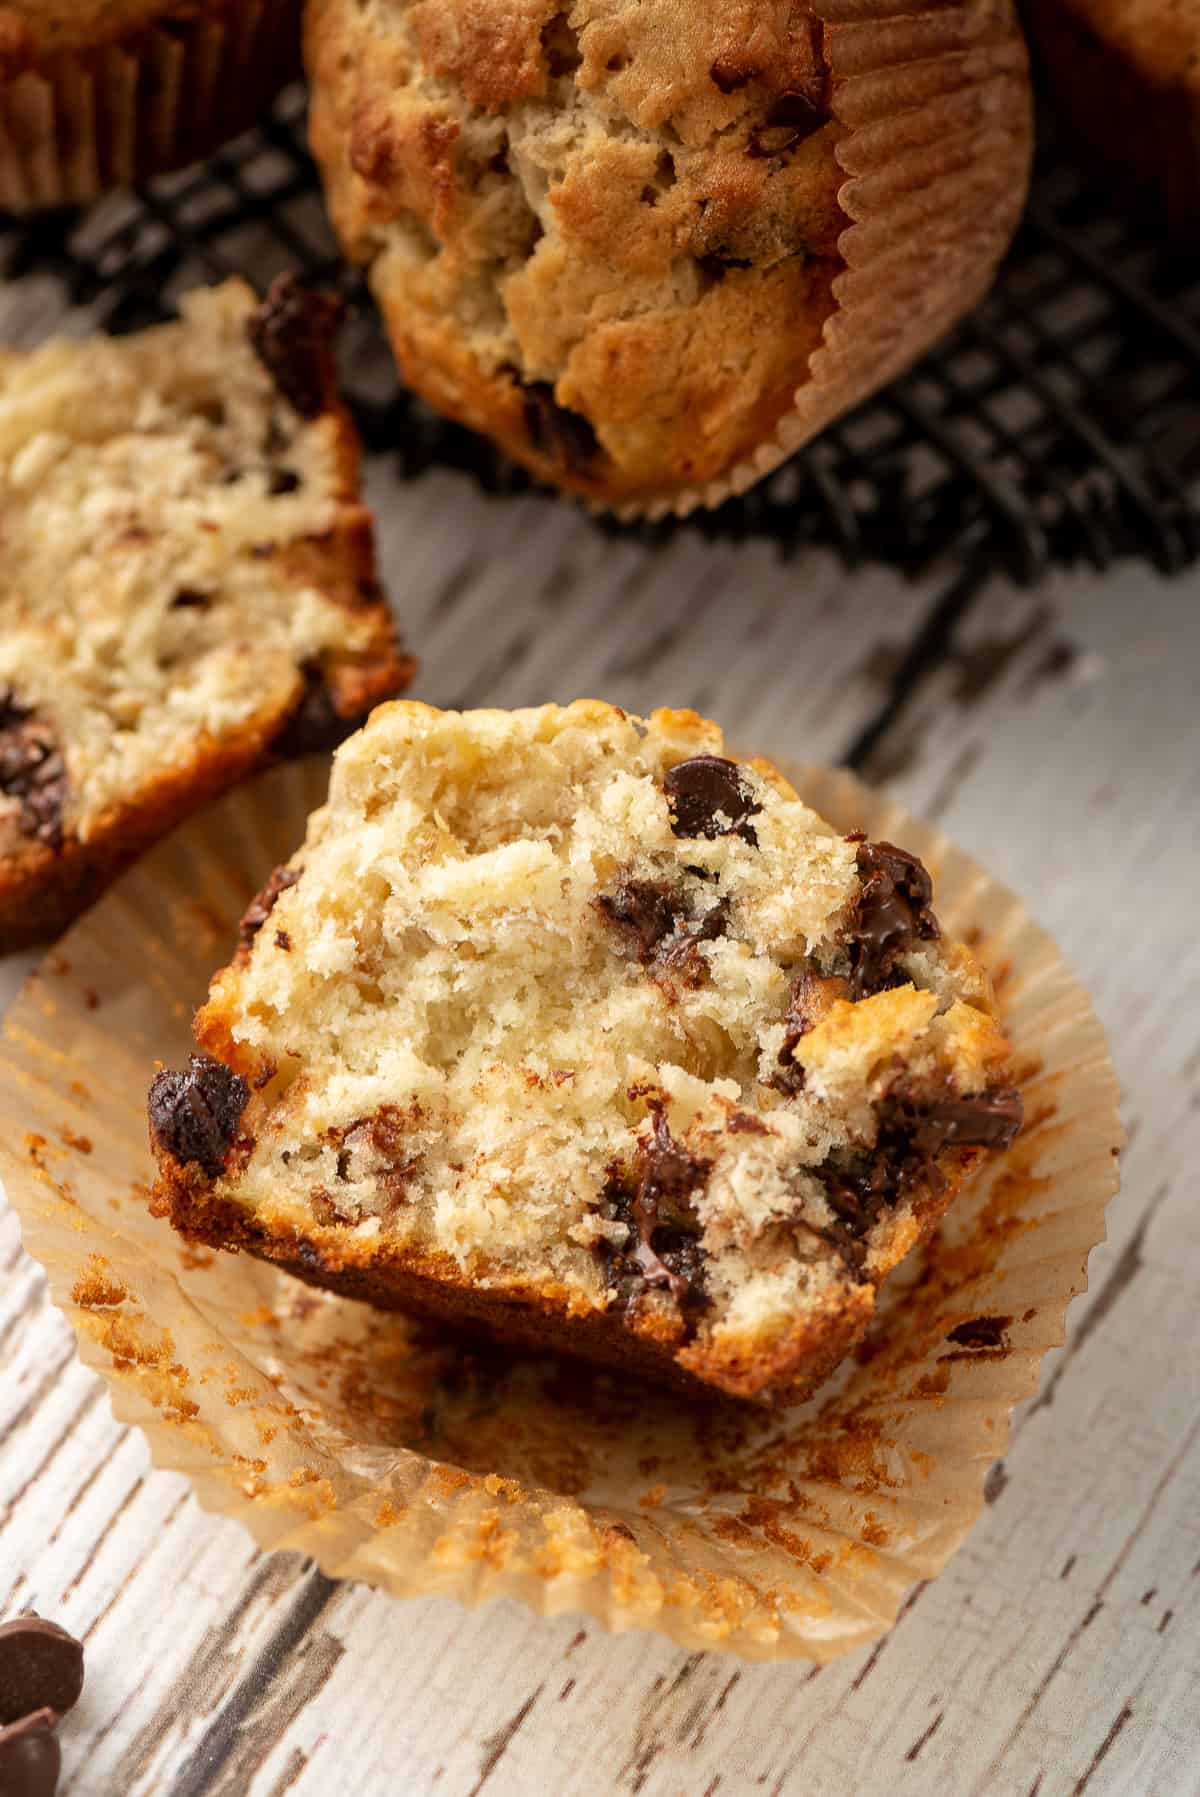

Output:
xmin=616 ymin=0 xmax=1033 ymax=520
xmin=0 ymin=756 xmax=1120 ymax=1661
xmin=0 ymin=0 xmax=301 ymax=212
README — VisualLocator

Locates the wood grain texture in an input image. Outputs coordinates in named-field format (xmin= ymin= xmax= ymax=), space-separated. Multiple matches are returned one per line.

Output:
xmin=2 ymin=271 xmax=1198 ymax=1797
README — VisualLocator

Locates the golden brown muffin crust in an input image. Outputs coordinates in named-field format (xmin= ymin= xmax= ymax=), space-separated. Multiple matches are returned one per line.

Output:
xmin=307 ymin=0 xmax=850 ymax=506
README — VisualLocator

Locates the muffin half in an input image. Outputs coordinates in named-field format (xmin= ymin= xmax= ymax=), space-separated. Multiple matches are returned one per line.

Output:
xmin=148 ymin=702 xmax=1022 ymax=1403
xmin=0 ymin=275 xmax=415 ymax=951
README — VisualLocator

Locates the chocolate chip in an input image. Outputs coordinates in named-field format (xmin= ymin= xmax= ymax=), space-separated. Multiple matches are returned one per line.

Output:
xmin=520 ymin=381 xmax=600 ymax=474
xmin=909 ymin=1087 xmax=1024 ymax=1156
xmin=0 ymin=1710 xmax=61 ymax=1797
xmin=946 ymin=1315 xmax=1012 ymax=1351
xmin=246 ymin=274 xmax=344 ymax=421
xmin=0 ymin=1618 xmax=83 ymax=1725
xmin=274 ymin=929 xmax=292 ymax=951
xmin=272 ymin=665 xmax=347 ymax=757
xmin=148 ymin=1054 xmax=249 ymax=1178
xmin=596 ymin=880 xmax=728 ymax=983
xmin=238 ymin=865 xmax=301 ymax=950
xmin=663 ymin=757 xmax=760 ymax=846
xmin=169 ymin=587 xmax=212 ymax=610
xmin=600 ymin=1104 xmax=711 ymax=1311
xmin=811 ymin=1079 xmax=1022 ymax=1279
xmin=773 ymin=971 xmax=851 ymax=1093
xmin=748 ymin=92 xmax=826 ymax=159
xmin=0 ymin=706 xmax=69 ymax=850
xmin=710 ymin=56 xmax=759 ymax=93
xmin=596 ymin=880 xmax=682 ymax=961
xmin=267 ymin=468 xmax=301 ymax=496
xmin=0 ymin=686 xmax=32 ymax=731
xmin=846 ymin=840 xmax=940 ymax=998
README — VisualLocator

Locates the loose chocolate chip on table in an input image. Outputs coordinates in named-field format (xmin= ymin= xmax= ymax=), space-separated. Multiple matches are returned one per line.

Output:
xmin=521 ymin=381 xmax=601 ymax=474
xmin=663 ymin=756 xmax=761 ymax=846
xmin=0 ymin=1710 xmax=61 ymax=1797
xmin=0 ymin=1617 xmax=83 ymax=1726
xmin=847 ymin=839 xmax=941 ymax=997
xmin=246 ymin=274 xmax=344 ymax=421
xmin=148 ymin=1054 xmax=249 ymax=1178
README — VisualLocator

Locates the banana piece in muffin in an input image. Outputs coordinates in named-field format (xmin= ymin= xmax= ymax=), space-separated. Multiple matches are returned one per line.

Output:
xmin=148 ymin=702 xmax=1022 ymax=1404
xmin=0 ymin=276 xmax=415 ymax=952
xmin=306 ymin=0 xmax=1032 ymax=513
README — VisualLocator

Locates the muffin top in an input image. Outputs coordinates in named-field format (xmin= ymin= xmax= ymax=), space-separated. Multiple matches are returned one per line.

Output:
xmin=308 ymin=0 xmax=850 ymax=506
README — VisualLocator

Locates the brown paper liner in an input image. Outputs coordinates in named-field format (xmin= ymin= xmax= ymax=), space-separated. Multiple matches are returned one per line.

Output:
xmin=617 ymin=0 xmax=1034 ymax=522
xmin=0 ymin=759 xmax=1120 ymax=1661
xmin=0 ymin=1 xmax=302 ymax=211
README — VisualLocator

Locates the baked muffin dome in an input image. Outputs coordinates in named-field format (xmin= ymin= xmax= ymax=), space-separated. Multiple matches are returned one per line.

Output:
xmin=307 ymin=0 xmax=1032 ymax=513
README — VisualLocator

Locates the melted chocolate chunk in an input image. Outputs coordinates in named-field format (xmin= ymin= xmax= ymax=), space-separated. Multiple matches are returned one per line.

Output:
xmin=0 ymin=699 xmax=68 ymax=849
xmin=238 ymin=865 xmax=301 ymax=950
xmin=663 ymin=756 xmax=760 ymax=846
xmin=0 ymin=686 xmax=29 ymax=731
xmin=748 ymin=91 xmax=826 ymax=159
xmin=0 ymin=1617 xmax=83 ymax=1726
xmin=521 ymin=381 xmax=600 ymax=474
xmin=812 ymin=1080 xmax=1023 ymax=1279
xmin=596 ymin=879 xmax=728 ymax=984
xmin=600 ymin=1105 xmax=711 ymax=1311
xmin=0 ymin=1710 xmax=60 ymax=1797
xmin=273 ymin=665 xmax=346 ymax=757
xmin=148 ymin=1054 xmax=249 ymax=1178
xmin=773 ymin=971 xmax=851 ymax=1093
xmin=710 ymin=56 xmax=759 ymax=93
xmin=847 ymin=839 xmax=940 ymax=998
xmin=169 ymin=587 xmax=212 ymax=610
xmin=246 ymin=275 xmax=343 ymax=420
xmin=946 ymin=1315 xmax=1012 ymax=1351
xmin=909 ymin=1087 xmax=1025 ymax=1157
xmin=596 ymin=879 xmax=683 ymax=961
xmin=267 ymin=468 xmax=301 ymax=496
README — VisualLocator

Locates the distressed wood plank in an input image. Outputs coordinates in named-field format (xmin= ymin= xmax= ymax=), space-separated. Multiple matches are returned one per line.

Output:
xmin=2 ymin=243 xmax=1198 ymax=1797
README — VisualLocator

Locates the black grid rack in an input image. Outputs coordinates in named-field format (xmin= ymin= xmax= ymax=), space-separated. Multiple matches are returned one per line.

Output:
xmin=3 ymin=86 xmax=1199 ymax=591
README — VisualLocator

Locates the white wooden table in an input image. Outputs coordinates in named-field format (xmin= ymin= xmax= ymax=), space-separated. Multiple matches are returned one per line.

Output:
xmin=3 ymin=281 xmax=1199 ymax=1797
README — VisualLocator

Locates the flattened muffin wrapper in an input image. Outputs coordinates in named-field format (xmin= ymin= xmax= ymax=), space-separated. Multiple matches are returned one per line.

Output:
xmin=0 ymin=759 xmax=1120 ymax=1663
xmin=615 ymin=0 xmax=1034 ymax=522
xmin=0 ymin=0 xmax=301 ymax=212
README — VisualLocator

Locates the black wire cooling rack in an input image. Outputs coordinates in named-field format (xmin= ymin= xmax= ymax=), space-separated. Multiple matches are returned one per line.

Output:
xmin=3 ymin=86 xmax=1199 ymax=590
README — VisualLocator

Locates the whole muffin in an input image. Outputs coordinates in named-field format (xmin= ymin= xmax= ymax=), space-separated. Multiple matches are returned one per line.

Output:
xmin=0 ymin=0 xmax=302 ymax=209
xmin=1023 ymin=0 xmax=1200 ymax=237
xmin=307 ymin=0 xmax=1033 ymax=514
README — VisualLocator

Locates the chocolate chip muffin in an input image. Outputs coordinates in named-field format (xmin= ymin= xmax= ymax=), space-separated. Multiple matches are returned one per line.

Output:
xmin=148 ymin=701 xmax=1021 ymax=1404
xmin=306 ymin=0 xmax=1032 ymax=514
xmin=0 ymin=1 xmax=303 ymax=209
xmin=0 ymin=275 xmax=415 ymax=953
xmin=1023 ymin=0 xmax=1200 ymax=235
